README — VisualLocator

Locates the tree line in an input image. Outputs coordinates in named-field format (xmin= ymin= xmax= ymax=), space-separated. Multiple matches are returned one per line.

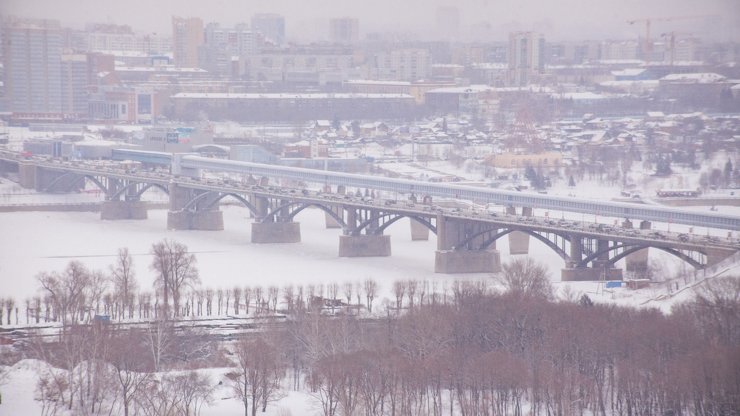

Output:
xmin=4 ymin=240 xmax=739 ymax=415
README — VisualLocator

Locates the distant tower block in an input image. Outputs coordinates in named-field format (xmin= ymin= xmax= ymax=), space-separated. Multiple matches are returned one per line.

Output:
xmin=410 ymin=218 xmax=430 ymax=241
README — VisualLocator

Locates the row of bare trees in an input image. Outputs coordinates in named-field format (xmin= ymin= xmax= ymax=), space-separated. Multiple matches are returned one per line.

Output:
xmin=32 ymin=320 xmax=218 ymax=416
xmin=277 ymin=274 xmax=740 ymax=416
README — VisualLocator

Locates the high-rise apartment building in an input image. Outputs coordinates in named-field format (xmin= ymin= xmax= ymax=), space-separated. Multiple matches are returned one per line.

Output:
xmin=172 ymin=16 xmax=204 ymax=67
xmin=375 ymin=48 xmax=431 ymax=81
xmin=199 ymin=23 xmax=259 ymax=78
xmin=2 ymin=18 xmax=63 ymax=113
xmin=330 ymin=18 xmax=359 ymax=44
xmin=251 ymin=13 xmax=285 ymax=46
xmin=508 ymin=32 xmax=545 ymax=86
xmin=86 ymin=23 xmax=171 ymax=54
xmin=61 ymin=53 xmax=88 ymax=115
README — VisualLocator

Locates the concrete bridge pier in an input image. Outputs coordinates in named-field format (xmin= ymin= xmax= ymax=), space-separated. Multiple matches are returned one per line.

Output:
xmin=18 ymin=162 xmax=37 ymax=189
xmin=409 ymin=218 xmax=430 ymax=240
xmin=625 ymin=220 xmax=650 ymax=274
xmin=325 ymin=205 xmax=343 ymax=229
xmin=249 ymin=196 xmax=301 ymax=243
xmin=434 ymin=215 xmax=500 ymax=273
xmin=562 ymin=237 xmax=622 ymax=281
xmin=507 ymin=206 xmax=531 ymax=255
xmin=167 ymin=183 xmax=223 ymax=230
xmin=338 ymin=207 xmax=391 ymax=257
xmin=101 ymin=180 xmax=148 ymax=220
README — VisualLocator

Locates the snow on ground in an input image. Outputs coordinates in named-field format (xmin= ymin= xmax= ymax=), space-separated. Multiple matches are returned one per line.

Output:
xmin=0 ymin=360 xmax=48 ymax=416
xmin=0 ymin=360 xmax=318 ymax=416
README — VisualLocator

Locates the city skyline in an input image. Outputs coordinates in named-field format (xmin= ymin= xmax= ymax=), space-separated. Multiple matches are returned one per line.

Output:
xmin=2 ymin=0 xmax=738 ymax=42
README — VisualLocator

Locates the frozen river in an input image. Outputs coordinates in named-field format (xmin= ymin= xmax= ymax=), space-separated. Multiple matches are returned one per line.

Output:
xmin=0 ymin=204 xmax=575 ymax=304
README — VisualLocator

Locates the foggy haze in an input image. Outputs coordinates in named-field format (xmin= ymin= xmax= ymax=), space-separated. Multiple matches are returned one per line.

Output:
xmin=2 ymin=0 xmax=738 ymax=41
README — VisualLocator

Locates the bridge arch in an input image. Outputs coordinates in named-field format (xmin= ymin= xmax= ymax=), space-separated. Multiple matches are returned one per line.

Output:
xmin=284 ymin=202 xmax=347 ymax=228
xmin=44 ymin=172 xmax=108 ymax=194
xmin=357 ymin=213 xmax=437 ymax=235
xmin=183 ymin=191 xmax=259 ymax=217
xmin=580 ymin=243 xmax=706 ymax=269
xmin=108 ymin=182 xmax=170 ymax=200
xmin=454 ymin=227 xmax=571 ymax=262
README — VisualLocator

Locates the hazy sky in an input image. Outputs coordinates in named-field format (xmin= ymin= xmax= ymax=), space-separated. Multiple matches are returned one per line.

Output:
xmin=2 ymin=0 xmax=738 ymax=41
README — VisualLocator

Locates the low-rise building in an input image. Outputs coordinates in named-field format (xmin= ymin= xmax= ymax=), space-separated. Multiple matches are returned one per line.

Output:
xmin=485 ymin=151 xmax=562 ymax=169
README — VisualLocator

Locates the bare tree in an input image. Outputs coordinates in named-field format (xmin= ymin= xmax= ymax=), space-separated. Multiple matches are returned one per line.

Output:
xmin=174 ymin=371 xmax=214 ymax=416
xmin=342 ymin=282 xmax=353 ymax=305
xmin=217 ymin=288 xmax=224 ymax=315
xmin=110 ymin=247 xmax=137 ymax=319
xmin=205 ymin=288 xmax=214 ymax=316
xmin=4 ymin=298 xmax=14 ymax=326
xmin=110 ymin=329 xmax=152 ymax=416
xmin=328 ymin=283 xmax=339 ymax=314
xmin=243 ymin=287 xmax=252 ymax=315
xmin=406 ymin=280 xmax=418 ymax=309
xmin=230 ymin=336 xmax=286 ymax=416
xmin=268 ymin=286 xmax=279 ymax=313
xmin=226 ymin=287 xmax=232 ymax=315
xmin=134 ymin=372 xmax=211 ymax=416
xmin=498 ymin=257 xmax=553 ymax=299
xmin=363 ymin=279 xmax=378 ymax=313
xmin=282 ymin=285 xmax=295 ymax=313
xmin=145 ymin=319 xmax=174 ymax=372
xmin=392 ymin=280 xmax=406 ymax=312
xmin=233 ymin=286 xmax=242 ymax=315
xmin=150 ymin=239 xmax=199 ymax=319
xmin=37 ymin=261 xmax=91 ymax=327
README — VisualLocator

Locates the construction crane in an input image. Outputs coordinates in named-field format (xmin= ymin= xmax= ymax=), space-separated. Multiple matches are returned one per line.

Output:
xmin=626 ymin=15 xmax=712 ymax=63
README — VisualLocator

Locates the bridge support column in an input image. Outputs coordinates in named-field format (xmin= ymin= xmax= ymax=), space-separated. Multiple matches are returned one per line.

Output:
xmin=338 ymin=235 xmax=391 ymax=257
xmin=325 ymin=205 xmax=343 ymax=229
xmin=166 ymin=183 xmax=224 ymax=230
xmin=705 ymin=248 xmax=735 ymax=267
xmin=410 ymin=218 xmax=430 ymax=241
xmin=507 ymin=206 xmax=531 ymax=255
xmin=434 ymin=214 xmax=500 ymax=273
xmin=625 ymin=220 xmax=650 ymax=274
xmin=562 ymin=236 xmax=622 ymax=281
xmin=338 ymin=206 xmax=391 ymax=257
xmin=251 ymin=221 xmax=301 ymax=243
xmin=18 ymin=162 xmax=36 ymax=189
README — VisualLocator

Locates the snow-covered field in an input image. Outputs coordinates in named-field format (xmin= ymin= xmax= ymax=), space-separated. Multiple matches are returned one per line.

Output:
xmin=0 ymin=359 xmax=318 ymax=416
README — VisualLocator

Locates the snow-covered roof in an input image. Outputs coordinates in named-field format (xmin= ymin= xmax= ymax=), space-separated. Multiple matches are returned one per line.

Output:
xmin=172 ymin=92 xmax=414 ymax=99
xmin=553 ymin=92 xmax=609 ymax=100
xmin=345 ymin=79 xmax=411 ymax=86
xmin=611 ymin=68 xmax=646 ymax=77
xmin=426 ymin=85 xmax=495 ymax=94
xmin=116 ymin=66 xmax=207 ymax=73
xmin=660 ymin=73 xmax=726 ymax=83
